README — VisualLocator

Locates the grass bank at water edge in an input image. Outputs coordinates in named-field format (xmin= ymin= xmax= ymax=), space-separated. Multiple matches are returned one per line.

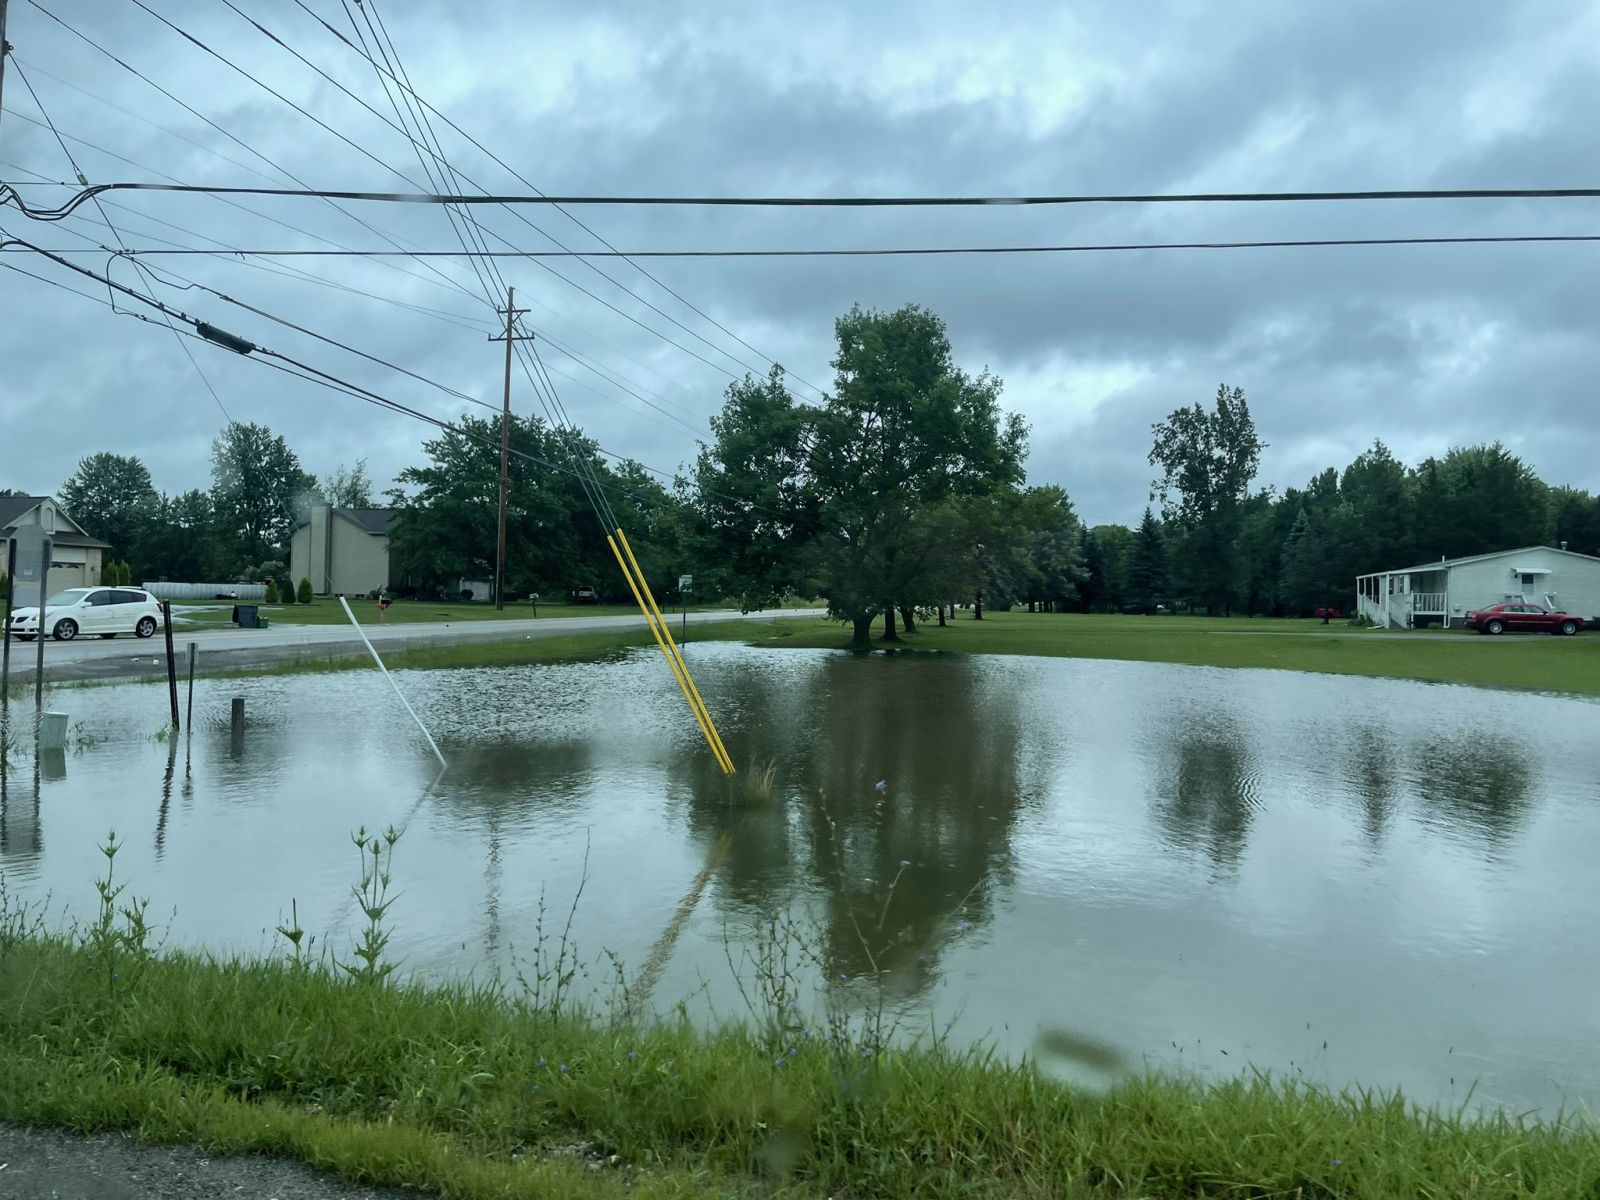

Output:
xmin=750 ymin=610 xmax=1600 ymax=698
xmin=0 ymin=850 xmax=1595 ymax=1199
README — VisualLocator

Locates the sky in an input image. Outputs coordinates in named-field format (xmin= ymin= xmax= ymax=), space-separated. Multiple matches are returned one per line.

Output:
xmin=2 ymin=0 xmax=1598 ymax=527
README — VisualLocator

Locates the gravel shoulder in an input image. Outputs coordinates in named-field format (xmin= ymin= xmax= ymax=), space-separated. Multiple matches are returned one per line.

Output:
xmin=0 ymin=1123 xmax=428 ymax=1200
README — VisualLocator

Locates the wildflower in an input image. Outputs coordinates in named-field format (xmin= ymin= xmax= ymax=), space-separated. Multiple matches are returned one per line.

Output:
xmin=874 ymin=780 xmax=887 ymax=792
xmin=773 ymin=1056 xmax=786 ymax=1067
xmin=958 ymin=920 xmax=971 ymax=931
xmin=559 ymin=1063 xmax=569 ymax=1074
xmin=786 ymin=1046 xmax=797 ymax=1057
xmin=899 ymin=859 xmax=911 ymax=868
xmin=627 ymin=1050 xmax=639 ymax=1061
xmin=838 ymin=973 xmax=850 ymax=982
xmin=536 ymin=1057 xmax=546 ymax=1068
xmin=1331 ymin=1158 xmax=1344 ymax=1168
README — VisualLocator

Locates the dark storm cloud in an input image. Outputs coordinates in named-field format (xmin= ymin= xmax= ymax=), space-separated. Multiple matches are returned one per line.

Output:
xmin=3 ymin=0 xmax=1597 ymax=528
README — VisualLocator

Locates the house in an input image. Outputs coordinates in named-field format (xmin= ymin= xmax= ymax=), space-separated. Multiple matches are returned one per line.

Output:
xmin=0 ymin=495 xmax=112 ymax=599
xmin=1355 ymin=545 xmax=1600 ymax=629
xmin=289 ymin=504 xmax=396 ymax=596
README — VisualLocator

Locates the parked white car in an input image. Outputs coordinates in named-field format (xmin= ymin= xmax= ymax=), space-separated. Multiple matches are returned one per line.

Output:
xmin=5 ymin=586 xmax=164 ymax=642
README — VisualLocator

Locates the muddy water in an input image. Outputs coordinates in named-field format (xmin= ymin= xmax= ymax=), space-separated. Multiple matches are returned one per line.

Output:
xmin=4 ymin=646 xmax=1598 ymax=1114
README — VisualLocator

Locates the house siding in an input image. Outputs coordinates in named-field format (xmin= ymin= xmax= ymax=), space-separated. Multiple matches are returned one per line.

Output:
xmin=1445 ymin=548 xmax=1600 ymax=625
xmin=290 ymin=507 xmax=392 ymax=596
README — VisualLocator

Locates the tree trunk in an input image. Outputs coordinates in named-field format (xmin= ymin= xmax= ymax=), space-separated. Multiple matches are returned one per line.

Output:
xmin=938 ymin=605 xmax=947 ymax=627
xmin=899 ymin=605 xmax=915 ymax=632
xmin=974 ymin=591 xmax=984 ymax=620
xmin=851 ymin=614 xmax=874 ymax=647
xmin=883 ymin=604 xmax=899 ymax=641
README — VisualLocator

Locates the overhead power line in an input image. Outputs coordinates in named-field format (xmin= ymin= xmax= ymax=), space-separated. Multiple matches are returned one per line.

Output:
xmin=10 ymin=182 xmax=1600 ymax=220
xmin=12 ymin=233 xmax=1600 ymax=257
xmin=0 ymin=234 xmax=766 ymax=515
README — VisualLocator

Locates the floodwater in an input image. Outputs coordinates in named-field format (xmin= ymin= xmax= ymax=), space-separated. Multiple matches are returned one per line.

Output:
xmin=3 ymin=646 xmax=1599 ymax=1116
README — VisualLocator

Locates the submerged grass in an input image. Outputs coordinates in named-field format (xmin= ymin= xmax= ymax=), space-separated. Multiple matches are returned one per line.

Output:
xmin=744 ymin=610 xmax=1600 ymax=697
xmin=1 ymin=851 xmax=1597 ymax=1198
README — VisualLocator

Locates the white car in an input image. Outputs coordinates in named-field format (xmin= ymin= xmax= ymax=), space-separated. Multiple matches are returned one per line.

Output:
xmin=6 ymin=586 xmax=164 ymax=642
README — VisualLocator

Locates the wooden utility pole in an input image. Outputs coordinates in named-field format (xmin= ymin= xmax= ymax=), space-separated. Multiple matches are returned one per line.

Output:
xmin=0 ymin=0 xmax=11 ymax=144
xmin=488 ymin=288 xmax=532 ymax=610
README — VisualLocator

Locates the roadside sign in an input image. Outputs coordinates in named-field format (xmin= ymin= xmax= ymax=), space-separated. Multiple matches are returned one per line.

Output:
xmin=11 ymin=527 xmax=51 ymax=584
xmin=678 ymin=574 xmax=693 ymax=592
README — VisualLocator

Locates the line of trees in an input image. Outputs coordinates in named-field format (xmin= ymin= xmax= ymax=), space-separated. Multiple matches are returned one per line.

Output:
xmin=35 ymin=426 xmax=374 ymax=586
xmin=14 ymin=302 xmax=1599 ymax=625
xmin=1074 ymin=389 xmax=1600 ymax=616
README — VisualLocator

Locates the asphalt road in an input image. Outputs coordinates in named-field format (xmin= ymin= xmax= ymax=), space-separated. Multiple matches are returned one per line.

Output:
xmin=0 ymin=1123 xmax=425 ymax=1200
xmin=1 ymin=608 xmax=818 ymax=684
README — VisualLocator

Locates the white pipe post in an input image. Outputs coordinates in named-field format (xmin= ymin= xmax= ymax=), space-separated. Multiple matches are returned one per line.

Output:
xmin=338 ymin=597 xmax=446 ymax=768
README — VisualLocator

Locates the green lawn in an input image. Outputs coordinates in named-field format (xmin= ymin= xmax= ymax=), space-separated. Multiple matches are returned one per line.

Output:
xmin=742 ymin=610 xmax=1600 ymax=697
xmin=2 ymin=855 xmax=1594 ymax=1200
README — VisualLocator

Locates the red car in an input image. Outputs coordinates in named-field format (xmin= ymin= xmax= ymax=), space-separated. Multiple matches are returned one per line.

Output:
xmin=1464 ymin=602 xmax=1585 ymax=636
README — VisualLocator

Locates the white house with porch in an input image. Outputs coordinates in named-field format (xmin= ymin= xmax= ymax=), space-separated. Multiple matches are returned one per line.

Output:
xmin=1356 ymin=545 xmax=1600 ymax=629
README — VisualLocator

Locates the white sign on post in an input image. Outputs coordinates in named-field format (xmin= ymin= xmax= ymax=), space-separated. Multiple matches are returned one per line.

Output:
xmin=678 ymin=574 xmax=693 ymax=592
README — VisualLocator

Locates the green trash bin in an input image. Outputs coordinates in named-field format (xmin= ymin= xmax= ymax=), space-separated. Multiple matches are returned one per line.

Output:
xmin=259 ymin=616 xmax=270 ymax=629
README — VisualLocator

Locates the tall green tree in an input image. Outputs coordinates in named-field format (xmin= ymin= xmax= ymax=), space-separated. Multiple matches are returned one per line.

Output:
xmin=210 ymin=423 xmax=315 ymax=573
xmin=1549 ymin=486 xmax=1600 ymax=558
xmin=692 ymin=367 xmax=817 ymax=610
xmin=808 ymin=304 xmax=1026 ymax=644
xmin=131 ymin=490 xmax=216 ymax=582
xmin=58 ymin=452 xmax=157 ymax=563
xmin=1089 ymin=524 xmax=1133 ymax=611
xmin=320 ymin=459 xmax=374 ymax=508
xmin=1278 ymin=507 xmax=1332 ymax=613
xmin=1125 ymin=507 xmax=1169 ymax=614
xmin=1409 ymin=443 xmax=1548 ymax=560
xmin=1148 ymin=383 xmax=1265 ymax=614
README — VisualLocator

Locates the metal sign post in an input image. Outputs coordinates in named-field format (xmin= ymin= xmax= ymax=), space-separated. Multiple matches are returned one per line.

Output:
xmin=32 ymin=532 xmax=48 ymax=719
xmin=1 ymin=537 xmax=15 ymax=711
xmin=678 ymin=574 xmax=692 ymax=645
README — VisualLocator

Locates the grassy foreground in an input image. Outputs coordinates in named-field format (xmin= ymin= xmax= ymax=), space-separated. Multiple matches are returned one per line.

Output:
xmin=2 ymin=868 xmax=1595 ymax=1200
xmin=746 ymin=610 xmax=1600 ymax=697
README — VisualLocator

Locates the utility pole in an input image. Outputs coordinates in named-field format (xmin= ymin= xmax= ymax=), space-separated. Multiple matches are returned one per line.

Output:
xmin=0 ymin=0 xmax=12 ymax=148
xmin=488 ymin=287 xmax=532 ymax=611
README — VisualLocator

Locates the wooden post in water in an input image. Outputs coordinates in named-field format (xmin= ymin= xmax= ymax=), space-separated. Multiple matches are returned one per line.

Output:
xmin=185 ymin=642 xmax=196 ymax=730
xmin=162 ymin=601 xmax=179 ymax=731
xmin=230 ymin=696 xmax=244 ymax=734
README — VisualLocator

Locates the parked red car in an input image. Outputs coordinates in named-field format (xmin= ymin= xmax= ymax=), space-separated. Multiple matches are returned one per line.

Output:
xmin=1464 ymin=602 xmax=1585 ymax=636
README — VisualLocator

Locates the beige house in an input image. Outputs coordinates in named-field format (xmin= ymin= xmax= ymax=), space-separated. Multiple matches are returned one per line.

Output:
xmin=289 ymin=505 xmax=395 ymax=596
xmin=0 ymin=495 xmax=111 ymax=598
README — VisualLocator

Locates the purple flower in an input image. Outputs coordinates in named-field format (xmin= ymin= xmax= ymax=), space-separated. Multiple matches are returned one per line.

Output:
xmin=773 ymin=1056 xmax=786 ymax=1067
xmin=874 ymin=780 xmax=887 ymax=792
xmin=559 ymin=1063 xmax=569 ymax=1074
xmin=1331 ymin=1158 xmax=1344 ymax=1168
xmin=958 ymin=920 xmax=971 ymax=932
xmin=627 ymin=1050 xmax=639 ymax=1061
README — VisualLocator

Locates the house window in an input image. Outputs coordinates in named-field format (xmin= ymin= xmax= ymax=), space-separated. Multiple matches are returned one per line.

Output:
xmin=1520 ymin=573 xmax=1538 ymax=589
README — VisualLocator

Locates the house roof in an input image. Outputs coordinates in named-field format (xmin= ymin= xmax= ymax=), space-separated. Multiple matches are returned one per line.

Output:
xmin=340 ymin=507 xmax=394 ymax=536
xmin=0 ymin=496 xmax=46 ymax=530
xmin=0 ymin=496 xmax=110 ymax=547
xmin=293 ymin=506 xmax=395 ymax=536
xmin=1385 ymin=545 xmax=1600 ymax=575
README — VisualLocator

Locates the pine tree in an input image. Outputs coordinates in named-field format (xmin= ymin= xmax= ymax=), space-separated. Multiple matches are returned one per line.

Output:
xmin=1126 ymin=508 xmax=1169 ymax=614
xmin=1278 ymin=508 xmax=1327 ymax=614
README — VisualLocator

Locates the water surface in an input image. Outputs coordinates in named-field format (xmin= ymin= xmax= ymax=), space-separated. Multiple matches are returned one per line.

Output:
xmin=3 ymin=646 xmax=1598 ymax=1115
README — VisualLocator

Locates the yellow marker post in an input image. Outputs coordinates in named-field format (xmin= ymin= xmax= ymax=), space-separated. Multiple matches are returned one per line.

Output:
xmin=616 ymin=528 xmax=734 ymax=770
xmin=608 ymin=536 xmax=734 ymax=774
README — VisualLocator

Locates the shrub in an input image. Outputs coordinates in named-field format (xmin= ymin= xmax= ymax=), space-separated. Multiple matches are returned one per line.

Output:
xmin=296 ymin=578 xmax=313 ymax=605
xmin=279 ymin=579 xmax=294 ymax=605
xmin=459 ymin=589 xmax=474 ymax=602
xmin=0 ymin=571 xmax=9 ymax=603
xmin=265 ymin=580 xmax=279 ymax=604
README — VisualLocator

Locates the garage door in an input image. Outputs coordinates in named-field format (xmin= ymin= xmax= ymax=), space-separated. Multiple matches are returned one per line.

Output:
xmin=45 ymin=561 xmax=86 ymax=597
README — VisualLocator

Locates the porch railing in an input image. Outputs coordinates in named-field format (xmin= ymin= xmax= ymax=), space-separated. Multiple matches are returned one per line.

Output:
xmin=1410 ymin=591 xmax=1447 ymax=614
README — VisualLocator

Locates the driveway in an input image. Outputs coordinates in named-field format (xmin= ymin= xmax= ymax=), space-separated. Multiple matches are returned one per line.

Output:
xmin=1 ymin=608 xmax=818 ymax=684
